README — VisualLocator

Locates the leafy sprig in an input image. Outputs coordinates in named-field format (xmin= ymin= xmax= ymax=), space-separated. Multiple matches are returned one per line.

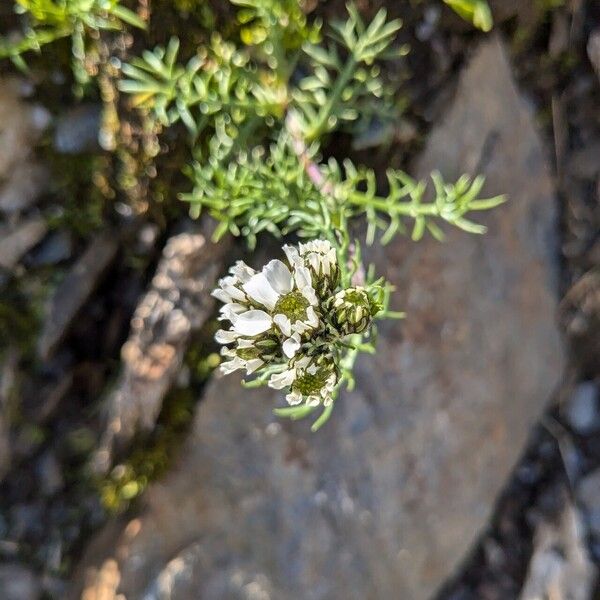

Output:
xmin=0 ymin=0 xmax=145 ymax=75
xmin=118 ymin=35 xmax=288 ymax=149
xmin=181 ymin=133 xmax=506 ymax=249
xmin=292 ymin=4 xmax=407 ymax=142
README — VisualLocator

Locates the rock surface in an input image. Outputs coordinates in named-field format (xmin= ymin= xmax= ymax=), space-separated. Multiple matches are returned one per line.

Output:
xmin=73 ymin=35 xmax=564 ymax=600
xmin=91 ymin=224 xmax=231 ymax=474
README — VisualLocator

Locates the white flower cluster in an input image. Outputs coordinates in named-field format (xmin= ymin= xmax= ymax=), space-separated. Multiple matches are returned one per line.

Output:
xmin=213 ymin=239 xmax=376 ymax=408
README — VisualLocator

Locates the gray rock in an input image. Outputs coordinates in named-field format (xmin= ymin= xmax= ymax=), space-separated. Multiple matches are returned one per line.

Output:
xmin=0 ymin=217 xmax=48 ymax=271
xmin=38 ymin=231 xmax=119 ymax=360
xmin=0 ymin=162 xmax=50 ymax=214
xmin=0 ymin=563 xmax=41 ymax=600
xmin=564 ymin=381 xmax=599 ymax=434
xmin=27 ymin=230 xmax=73 ymax=267
xmin=577 ymin=469 xmax=600 ymax=538
xmin=73 ymin=35 xmax=563 ymax=600
xmin=53 ymin=104 xmax=102 ymax=154
xmin=37 ymin=451 xmax=64 ymax=496
xmin=588 ymin=29 xmax=600 ymax=83
xmin=0 ymin=78 xmax=50 ymax=215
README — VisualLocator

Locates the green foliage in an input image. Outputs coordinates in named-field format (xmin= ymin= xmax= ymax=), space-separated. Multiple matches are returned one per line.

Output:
xmin=0 ymin=0 xmax=145 ymax=77
xmin=118 ymin=35 xmax=287 ymax=151
xmin=293 ymin=4 xmax=406 ymax=141
xmin=443 ymin=0 xmax=493 ymax=32
xmin=181 ymin=132 xmax=506 ymax=249
xmin=119 ymin=3 xmax=404 ymax=150
xmin=232 ymin=0 xmax=321 ymax=74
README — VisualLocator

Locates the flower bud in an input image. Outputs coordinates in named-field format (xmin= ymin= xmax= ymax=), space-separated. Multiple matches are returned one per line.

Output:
xmin=328 ymin=287 xmax=377 ymax=336
xmin=285 ymin=240 xmax=340 ymax=298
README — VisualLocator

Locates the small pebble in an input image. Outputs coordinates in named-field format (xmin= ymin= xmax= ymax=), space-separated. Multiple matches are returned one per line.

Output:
xmin=53 ymin=104 xmax=101 ymax=154
xmin=0 ymin=563 xmax=41 ymax=600
xmin=565 ymin=381 xmax=599 ymax=434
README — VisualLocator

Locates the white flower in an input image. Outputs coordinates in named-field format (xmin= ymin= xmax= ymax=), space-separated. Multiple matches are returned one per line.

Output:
xmin=268 ymin=355 xmax=338 ymax=407
xmin=230 ymin=260 xmax=256 ymax=283
xmin=232 ymin=258 xmax=320 ymax=354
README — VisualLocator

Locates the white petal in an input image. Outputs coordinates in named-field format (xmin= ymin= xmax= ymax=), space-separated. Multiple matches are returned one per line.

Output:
xmin=243 ymin=273 xmax=279 ymax=310
xmin=294 ymin=265 xmax=312 ymax=290
xmin=286 ymin=391 xmax=303 ymax=405
xmin=223 ymin=302 xmax=246 ymax=314
xmin=273 ymin=314 xmax=292 ymax=337
xmin=308 ymin=253 xmax=320 ymax=273
xmin=283 ymin=244 xmax=302 ymax=266
xmin=292 ymin=320 xmax=310 ymax=335
xmin=215 ymin=329 xmax=238 ymax=344
xmin=295 ymin=355 xmax=311 ymax=369
xmin=220 ymin=356 xmax=245 ymax=374
xmin=263 ymin=259 xmax=293 ymax=295
xmin=245 ymin=358 xmax=264 ymax=374
xmin=233 ymin=310 xmax=272 ymax=336
xmin=230 ymin=261 xmax=256 ymax=283
xmin=212 ymin=288 xmax=232 ymax=303
xmin=219 ymin=303 xmax=246 ymax=322
xmin=222 ymin=284 xmax=246 ymax=302
xmin=300 ymin=285 xmax=318 ymax=306
xmin=305 ymin=306 xmax=319 ymax=327
xmin=282 ymin=334 xmax=301 ymax=359
xmin=269 ymin=370 xmax=296 ymax=390
xmin=307 ymin=395 xmax=321 ymax=407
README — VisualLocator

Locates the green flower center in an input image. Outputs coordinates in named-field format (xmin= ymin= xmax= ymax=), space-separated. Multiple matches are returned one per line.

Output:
xmin=274 ymin=290 xmax=309 ymax=322
xmin=291 ymin=367 xmax=330 ymax=396
xmin=341 ymin=289 xmax=368 ymax=306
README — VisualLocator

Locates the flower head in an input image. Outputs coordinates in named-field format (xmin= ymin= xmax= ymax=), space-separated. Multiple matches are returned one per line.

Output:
xmin=212 ymin=239 xmax=382 ymax=418
xmin=268 ymin=354 xmax=339 ymax=406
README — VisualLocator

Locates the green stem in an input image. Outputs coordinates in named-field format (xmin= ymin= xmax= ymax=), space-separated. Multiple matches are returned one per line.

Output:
xmin=348 ymin=191 xmax=439 ymax=217
xmin=0 ymin=26 xmax=71 ymax=59
xmin=311 ymin=402 xmax=334 ymax=431
xmin=305 ymin=56 xmax=357 ymax=142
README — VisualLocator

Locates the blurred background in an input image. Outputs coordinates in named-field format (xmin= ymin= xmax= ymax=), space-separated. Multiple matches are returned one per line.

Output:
xmin=0 ymin=0 xmax=599 ymax=598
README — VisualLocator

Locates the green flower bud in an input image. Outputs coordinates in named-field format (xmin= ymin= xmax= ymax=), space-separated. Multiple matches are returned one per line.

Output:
xmin=328 ymin=287 xmax=377 ymax=336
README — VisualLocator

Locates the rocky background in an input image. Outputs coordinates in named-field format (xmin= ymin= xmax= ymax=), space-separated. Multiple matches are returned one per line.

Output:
xmin=0 ymin=1 xmax=599 ymax=599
